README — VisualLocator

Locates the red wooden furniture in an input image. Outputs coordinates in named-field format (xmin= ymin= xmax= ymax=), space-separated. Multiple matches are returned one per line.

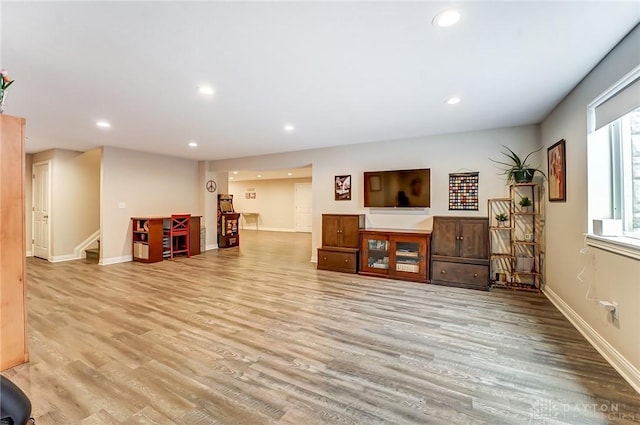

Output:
xmin=167 ymin=214 xmax=191 ymax=259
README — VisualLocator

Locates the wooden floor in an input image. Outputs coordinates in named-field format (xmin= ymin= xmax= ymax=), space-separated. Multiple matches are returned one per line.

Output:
xmin=4 ymin=230 xmax=640 ymax=424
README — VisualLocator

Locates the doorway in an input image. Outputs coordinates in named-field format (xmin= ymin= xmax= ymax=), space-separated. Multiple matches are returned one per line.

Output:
xmin=295 ymin=183 xmax=312 ymax=232
xmin=32 ymin=161 xmax=51 ymax=260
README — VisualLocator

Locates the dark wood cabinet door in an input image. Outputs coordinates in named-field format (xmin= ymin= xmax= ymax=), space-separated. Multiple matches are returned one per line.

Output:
xmin=322 ymin=214 xmax=363 ymax=248
xmin=391 ymin=236 xmax=428 ymax=280
xmin=431 ymin=217 xmax=458 ymax=256
xmin=340 ymin=215 xmax=361 ymax=248
xmin=458 ymin=219 xmax=488 ymax=259
xmin=322 ymin=215 xmax=340 ymax=247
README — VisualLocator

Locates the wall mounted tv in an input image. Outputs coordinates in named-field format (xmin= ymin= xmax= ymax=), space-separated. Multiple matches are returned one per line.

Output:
xmin=364 ymin=168 xmax=431 ymax=208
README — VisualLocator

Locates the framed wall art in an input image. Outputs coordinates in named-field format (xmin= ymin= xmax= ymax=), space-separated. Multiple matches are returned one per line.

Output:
xmin=335 ymin=175 xmax=351 ymax=201
xmin=448 ymin=172 xmax=479 ymax=210
xmin=547 ymin=139 xmax=566 ymax=202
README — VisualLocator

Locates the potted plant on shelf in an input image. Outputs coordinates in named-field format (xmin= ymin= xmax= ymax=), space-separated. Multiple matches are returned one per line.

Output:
xmin=519 ymin=196 xmax=533 ymax=212
xmin=495 ymin=213 xmax=509 ymax=226
xmin=490 ymin=145 xmax=546 ymax=184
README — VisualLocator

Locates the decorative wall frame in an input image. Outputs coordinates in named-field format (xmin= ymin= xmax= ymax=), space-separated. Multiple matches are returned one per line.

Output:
xmin=449 ymin=172 xmax=479 ymax=210
xmin=335 ymin=175 xmax=351 ymax=201
xmin=547 ymin=139 xmax=566 ymax=202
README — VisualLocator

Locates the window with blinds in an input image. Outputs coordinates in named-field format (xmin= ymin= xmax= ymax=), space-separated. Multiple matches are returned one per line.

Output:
xmin=588 ymin=66 xmax=640 ymax=237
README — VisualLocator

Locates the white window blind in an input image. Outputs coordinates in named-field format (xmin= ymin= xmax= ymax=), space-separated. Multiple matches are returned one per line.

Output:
xmin=594 ymin=75 xmax=640 ymax=130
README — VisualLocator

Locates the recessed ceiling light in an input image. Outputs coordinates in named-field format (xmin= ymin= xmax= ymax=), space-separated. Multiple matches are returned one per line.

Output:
xmin=433 ymin=9 xmax=460 ymax=28
xmin=446 ymin=96 xmax=461 ymax=105
xmin=188 ymin=141 xmax=198 ymax=148
xmin=287 ymin=172 xmax=293 ymax=176
xmin=229 ymin=176 xmax=234 ymax=180
xmin=233 ymin=171 xmax=238 ymax=175
xmin=96 ymin=121 xmax=111 ymax=128
xmin=257 ymin=174 xmax=262 ymax=178
xmin=284 ymin=124 xmax=295 ymax=133
xmin=198 ymin=85 xmax=214 ymax=95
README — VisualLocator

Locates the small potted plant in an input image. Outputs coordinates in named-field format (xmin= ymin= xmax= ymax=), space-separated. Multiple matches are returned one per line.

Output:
xmin=495 ymin=213 xmax=509 ymax=226
xmin=519 ymin=196 xmax=533 ymax=212
xmin=490 ymin=145 xmax=547 ymax=184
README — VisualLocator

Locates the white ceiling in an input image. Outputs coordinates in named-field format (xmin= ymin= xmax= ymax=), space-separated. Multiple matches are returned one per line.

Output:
xmin=2 ymin=2 xmax=639 ymax=161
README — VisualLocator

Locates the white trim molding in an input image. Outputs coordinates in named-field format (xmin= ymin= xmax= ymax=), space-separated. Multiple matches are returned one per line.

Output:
xmin=99 ymin=255 xmax=132 ymax=266
xmin=75 ymin=229 xmax=100 ymax=259
xmin=50 ymin=254 xmax=79 ymax=263
xmin=544 ymin=286 xmax=640 ymax=394
xmin=586 ymin=234 xmax=640 ymax=260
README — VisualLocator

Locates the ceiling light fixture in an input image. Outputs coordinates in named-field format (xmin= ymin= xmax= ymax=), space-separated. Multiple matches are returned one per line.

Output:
xmin=283 ymin=124 xmax=295 ymax=133
xmin=188 ymin=141 xmax=198 ymax=148
xmin=229 ymin=177 xmax=234 ymax=180
xmin=198 ymin=85 xmax=214 ymax=95
xmin=257 ymin=174 xmax=262 ymax=178
xmin=233 ymin=171 xmax=238 ymax=175
xmin=446 ymin=96 xmax=461 ymax=105
xmin=96 ymin=121 xmax=111 ymax=128
xmin=432 ymin=9 xmax=460 ymax=28
xmin=287 ymin=172 xmax=293 ymax=176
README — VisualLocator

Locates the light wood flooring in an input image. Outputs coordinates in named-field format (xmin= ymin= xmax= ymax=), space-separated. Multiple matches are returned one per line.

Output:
xmin=3 ymin=230 xmax=640 ymax=424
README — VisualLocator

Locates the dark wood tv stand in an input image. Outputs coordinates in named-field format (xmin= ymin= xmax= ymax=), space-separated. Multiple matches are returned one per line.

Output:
xmin=359 ymin=229 xmax=431 ymax=283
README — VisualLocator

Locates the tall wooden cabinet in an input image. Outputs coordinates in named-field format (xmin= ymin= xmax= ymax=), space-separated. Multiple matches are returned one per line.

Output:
xmin=317 ymin=214 xmax=364 ymax=273
xmin=430 ymin=216 xmax=489 ymax=290
xmin=0 ymin=114 xmax=29 ymax=371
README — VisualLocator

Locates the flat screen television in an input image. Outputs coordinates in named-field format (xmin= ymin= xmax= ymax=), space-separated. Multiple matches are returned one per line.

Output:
xmin=364 ymin=168 xmax=431 ymax=208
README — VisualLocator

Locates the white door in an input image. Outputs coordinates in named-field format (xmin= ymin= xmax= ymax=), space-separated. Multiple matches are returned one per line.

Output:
xmin=32 ymin=161 xmax=51 ymax=259
xmin=295 ymin=183 xmax=312 ymax=233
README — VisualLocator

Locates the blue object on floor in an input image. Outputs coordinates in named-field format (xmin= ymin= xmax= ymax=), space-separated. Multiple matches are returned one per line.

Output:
xmin=0 ymin=375 xmax=32 ymax=425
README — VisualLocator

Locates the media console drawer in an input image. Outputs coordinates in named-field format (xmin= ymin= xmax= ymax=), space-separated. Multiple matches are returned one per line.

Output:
xmin=317 ymin=248 xmax=359 ymax=274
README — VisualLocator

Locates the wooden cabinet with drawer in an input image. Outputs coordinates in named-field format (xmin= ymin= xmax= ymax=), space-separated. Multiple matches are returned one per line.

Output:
xmin=431 ymin=216 xmax=489 ymax=290
xmin=431 ymin=261 xmax=488 ymax=289
xmin=317 ymin=214 xmax=365 ymax=274
xmin=317 ymin=247 xmax=358 ymax=273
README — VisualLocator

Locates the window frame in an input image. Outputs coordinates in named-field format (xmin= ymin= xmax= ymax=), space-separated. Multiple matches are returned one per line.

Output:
xmin=587 ymin=66 xmax=640 ymax=256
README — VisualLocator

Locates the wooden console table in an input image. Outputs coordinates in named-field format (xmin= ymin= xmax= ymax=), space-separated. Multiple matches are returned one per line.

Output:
xmin=240 ymin=212 xmax=259 ymax=231
xmin=131 ymin=216 xmax=201 ymax=262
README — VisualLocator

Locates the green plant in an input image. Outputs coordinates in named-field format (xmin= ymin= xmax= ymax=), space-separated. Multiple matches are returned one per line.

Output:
xmin=490 ymin=145 xmax=547 ymax=183
xmin=519 ymin=197 xmax=532 ymax=207
xmin=495 ymin=213 xmax=509 ymax=222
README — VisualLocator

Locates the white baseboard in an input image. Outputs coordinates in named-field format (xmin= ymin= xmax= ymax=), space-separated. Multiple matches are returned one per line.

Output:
xmin=26 ymin=250 xmax=33 ymax=257
xmin=50 ymin=254 xmax=80 ymax=262
xmin=99 ymin=255 xmax=132 ymax=265
xmin=544 ymin=286 xmax=640 ymax=394
xmin=205 ymin=244 xmax=218 ymax=251
xmin=246 ymin=227 xmax=296 ymax=233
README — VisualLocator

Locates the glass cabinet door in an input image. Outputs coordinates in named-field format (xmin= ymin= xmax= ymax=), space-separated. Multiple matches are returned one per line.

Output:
xmin=394 ymin=241 xmax=421 ymax=274
xmin=365 ymin=238 xmax=390 ymax=270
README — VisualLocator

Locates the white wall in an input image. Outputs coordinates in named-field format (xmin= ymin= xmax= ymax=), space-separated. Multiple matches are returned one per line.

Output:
xmin=100 ymin=146 xmax=199 ymax=264
xmin=211 ymin=124 xmax=541 ymax=260
xmin=229 ymin=177 xmax=312 ymax=231
xmin=30 ymin=148 xmax=101 ymax=260
xmin=541 ymin=25 xmax=640 ymax=392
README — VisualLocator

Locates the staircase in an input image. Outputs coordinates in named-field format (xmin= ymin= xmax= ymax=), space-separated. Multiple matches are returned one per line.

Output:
xmin=85 ymin=239 xmax=100 ymax=263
